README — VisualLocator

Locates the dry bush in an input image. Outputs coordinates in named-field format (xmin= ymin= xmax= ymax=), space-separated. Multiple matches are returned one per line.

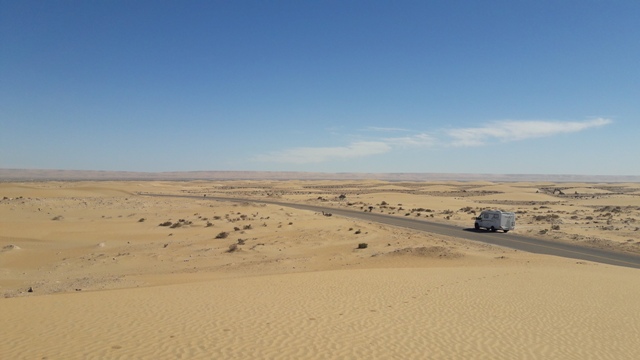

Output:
xmin=215 ymin=231 xmax=229 ymax=239
xmin=533 ymin=214 xmax=560 ymax=222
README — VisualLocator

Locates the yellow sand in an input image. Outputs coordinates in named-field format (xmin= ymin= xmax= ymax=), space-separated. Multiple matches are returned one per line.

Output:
xmin=2 ymin=180 xmax=640 ymax=359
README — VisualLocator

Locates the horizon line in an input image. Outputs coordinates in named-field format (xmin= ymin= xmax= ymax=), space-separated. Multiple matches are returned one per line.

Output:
xmin=1 ymin=168 xmax=639 ymax=183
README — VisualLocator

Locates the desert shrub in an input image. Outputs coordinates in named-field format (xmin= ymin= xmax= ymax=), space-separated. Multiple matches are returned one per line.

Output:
xmin=227 ymin=243 xmax=238 ymax=252
xmin=206 ymin=221 xmax=213 ymax=227
xmin=215 ymin=231 xmax=229 ymax=239
xmin=159 ymin=221 xmax=172 ymax=227
xmin=354 ymin=229 xmax=361 ymax=234
xmin=233 ymin=226 xmax=240 ymax=231
xmin=357 ymin=243 xmax=368 ymax=249
xmin=551 ymin=224 xmax=561 ymax=230
xmin=596 ymin=206 xmax=622 ymax=213
xmin=243 ymin=224 xmax=252 ymax=230
xmin=539 ymin=229 xmax=549 ymax=235
xmin=380 ymin=201 xmax=388 ymax=206
xmin=237 ymin=239 xmax=246 ymax=245
xmin=533 ymin=214 xmax=559 ymax=221
xmin=52 ymin=215 xmax=63 ymax=221
xmin=170 ymin=222 xmax=182 ymax=228
xmin=138 ymin=218 xmax=145 ymax=222
xmin=213 ymin=216 xmax=221 ymax=220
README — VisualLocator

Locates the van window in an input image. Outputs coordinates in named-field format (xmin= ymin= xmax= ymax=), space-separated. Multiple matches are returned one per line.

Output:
xmin=483 ymin=213 xmax=491 ymax=219
xmin=492 ymin=214 xmax=499 ymax=220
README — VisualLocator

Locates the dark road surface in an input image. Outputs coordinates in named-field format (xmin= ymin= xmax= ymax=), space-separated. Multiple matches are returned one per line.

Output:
xmin=146 ymin=194 xmax=640 ymax=270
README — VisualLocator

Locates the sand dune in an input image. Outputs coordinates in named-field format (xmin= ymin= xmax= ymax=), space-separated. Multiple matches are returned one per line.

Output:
xmin=2 ymin=180 xmax=640 ymax=359
xmin=3 ymin=264 xmax=639 ymax=359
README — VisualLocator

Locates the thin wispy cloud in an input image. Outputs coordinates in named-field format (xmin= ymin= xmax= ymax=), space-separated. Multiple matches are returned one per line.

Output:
xmin=385 ymin=133 xmax=436 ymax=147
xmin=253 ymin=141 xmax=391 ymax=164
xmin=447 ymin=118 xmax=612 ymax=147
xmin=255 ymin=118 xmax=612 ymax=164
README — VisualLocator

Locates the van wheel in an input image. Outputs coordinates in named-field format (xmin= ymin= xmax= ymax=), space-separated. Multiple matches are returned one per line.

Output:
xmin=490 ymin=226 xmax=496 ymax=232
xmin=474 ymin=223 xmax=480 ymax=230
xmin=503 ymin=230 xmax=509 ymax=233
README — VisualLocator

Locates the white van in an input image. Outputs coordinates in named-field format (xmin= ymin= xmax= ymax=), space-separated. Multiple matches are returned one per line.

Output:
xmin=474 ymin=210 xmax=515 ymax=233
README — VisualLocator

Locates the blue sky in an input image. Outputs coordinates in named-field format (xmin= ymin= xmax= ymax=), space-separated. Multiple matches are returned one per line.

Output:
xmin=1 ymin=1 xmax=639 ymax=175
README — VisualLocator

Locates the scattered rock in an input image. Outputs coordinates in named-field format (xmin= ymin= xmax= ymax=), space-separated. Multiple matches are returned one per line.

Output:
xmin=2 ymin=244 xmax=21 ymax=251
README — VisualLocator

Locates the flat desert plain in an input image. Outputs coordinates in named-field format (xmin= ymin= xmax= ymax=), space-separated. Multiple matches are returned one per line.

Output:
xmin=1 ymin=180 xmax=640 ymax=359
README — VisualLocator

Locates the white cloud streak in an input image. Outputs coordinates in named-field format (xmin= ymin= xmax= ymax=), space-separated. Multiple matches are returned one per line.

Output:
xmin=255 ymin=118 xmax=612 ymax=164
xmin=385 ymin=133 xmax=436 ymax=147
xmin=253 ymin=141 xmax=391 ymax=164
xmin=447 ymin=118 xmax=612 ymax=147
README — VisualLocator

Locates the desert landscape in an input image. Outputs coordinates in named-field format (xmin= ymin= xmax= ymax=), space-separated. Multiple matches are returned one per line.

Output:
xmin=2 ymin=179 xmax=640 ymax=359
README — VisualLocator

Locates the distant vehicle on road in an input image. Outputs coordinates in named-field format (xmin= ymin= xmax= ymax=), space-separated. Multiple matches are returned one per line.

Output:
xmin=474 ymin=210 xmax=515 ymax=233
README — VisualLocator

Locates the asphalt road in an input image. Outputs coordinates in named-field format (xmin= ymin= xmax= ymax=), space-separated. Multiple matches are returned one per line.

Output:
xmin=146 ymin=194 xmax=640 ymax=270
